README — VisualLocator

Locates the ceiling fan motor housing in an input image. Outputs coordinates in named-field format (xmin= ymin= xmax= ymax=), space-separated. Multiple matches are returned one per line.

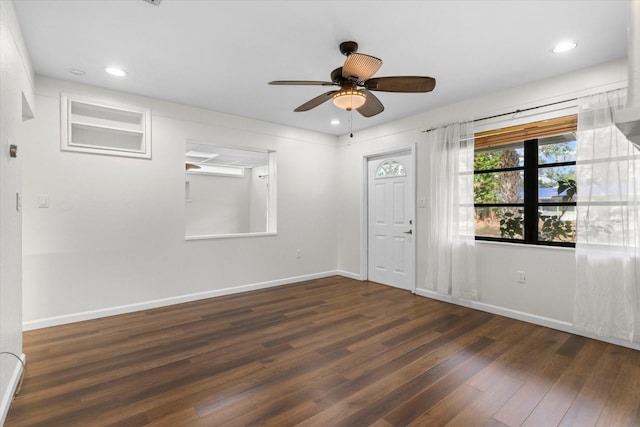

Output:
xmin=268 ymin=40 xmax=436 ymax=118
xmin=339 ymin=41 xmax=358 ymax=56
xmin=330 ymin=67 xmax=344 ymax=83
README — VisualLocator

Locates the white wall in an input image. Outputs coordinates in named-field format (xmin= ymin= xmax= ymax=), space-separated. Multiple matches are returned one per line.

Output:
xmin=185 ymin=172 xmax=251 ymax=236
xmin=22 ymin=76 xmax=338 ymax=325
xmin=0 ymin=0 xmax=34 ymax=422
xmin=336 ymin=59 xmax=627 ymax=326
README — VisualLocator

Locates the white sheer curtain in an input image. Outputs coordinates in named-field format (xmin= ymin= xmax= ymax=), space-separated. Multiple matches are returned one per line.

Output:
xmin=574 ymin=88 xmax=640 ymax=343
xmin=424 ymin=122 xmax=477 ymax=299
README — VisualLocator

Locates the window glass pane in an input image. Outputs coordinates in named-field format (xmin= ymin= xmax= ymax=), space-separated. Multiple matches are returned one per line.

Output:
xmin=376 ymin=160 xmax=406 ymax=178
xmin=538 ymin=206 xmax=576 ymax=242
xmin=538 ymin=134 xmax=576 ymax=164
xmin=475 ymin=207 xmax=524 ymax=239
xmin=474 ymin=143 xmax=524 ymax=171
xmin=473 ymin=127 xmax=577 ymax=246
xmin=538 ymin=165 xmax=576 ymax=202
xmin=474 ymin=171 xmax=524 ymax=204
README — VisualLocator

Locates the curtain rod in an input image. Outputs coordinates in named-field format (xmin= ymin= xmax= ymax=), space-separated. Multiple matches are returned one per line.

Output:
xmin=421 ymin=98 xmax=577 ymax=133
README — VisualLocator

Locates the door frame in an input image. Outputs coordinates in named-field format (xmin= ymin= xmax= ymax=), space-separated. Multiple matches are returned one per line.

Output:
xmin=361 ymin=144 xmax=417 ymax=292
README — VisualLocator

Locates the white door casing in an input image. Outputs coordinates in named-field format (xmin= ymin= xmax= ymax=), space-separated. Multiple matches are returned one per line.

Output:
xmin=365 ymin=150 xmax=415 ymax=291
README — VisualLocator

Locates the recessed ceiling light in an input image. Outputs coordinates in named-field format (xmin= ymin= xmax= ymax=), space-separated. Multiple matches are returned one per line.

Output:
xmin=105 ymin=67 xmax=127 ymax=77
xmin=552 ymin=41 xmax=577 ymax=54
xmin=68 ymin=68 xmax=86 ymax=76
xmin=330 ymin=119 xmax=340 ymax=125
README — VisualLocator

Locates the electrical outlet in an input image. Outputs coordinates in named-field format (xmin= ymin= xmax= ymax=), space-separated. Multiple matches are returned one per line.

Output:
xmin=296 ymin=249 xmax=301 ymax=259
xmin=517 ymin=270 xmax=526 ymax=284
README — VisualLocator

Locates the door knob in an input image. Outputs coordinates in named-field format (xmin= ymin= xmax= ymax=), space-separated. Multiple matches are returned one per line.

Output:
xmin=404 ymin=229 xmax=413 ymax=235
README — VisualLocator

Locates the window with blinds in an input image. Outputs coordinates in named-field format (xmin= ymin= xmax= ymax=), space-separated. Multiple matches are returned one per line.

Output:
xmin=473 ymin=115 xmax=577 ymax=246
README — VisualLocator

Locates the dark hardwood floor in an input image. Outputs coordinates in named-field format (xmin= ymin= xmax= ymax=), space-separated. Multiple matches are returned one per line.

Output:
xmin=6 ymin=276 xmax=640 ymax=426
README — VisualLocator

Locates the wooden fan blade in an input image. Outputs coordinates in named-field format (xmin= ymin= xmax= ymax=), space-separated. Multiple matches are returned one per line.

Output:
xmin=365 ymin=76 xmax=436 ymax=93
xmin=269 ymin=80 xmax=335 ymax=86
xmin=294 ymin=90 xmax=338 ymax=112
xmin=185 ymin=163 xmax=201 ymax=170
xmin=357 ymin=90 xmax=384 ymax=117
xmin=342 ymin=53 xmax=382 ymax=81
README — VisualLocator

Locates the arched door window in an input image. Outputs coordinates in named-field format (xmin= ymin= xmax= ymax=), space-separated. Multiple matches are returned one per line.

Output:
xmin=375 ymin=160 xmax=406 ymax=178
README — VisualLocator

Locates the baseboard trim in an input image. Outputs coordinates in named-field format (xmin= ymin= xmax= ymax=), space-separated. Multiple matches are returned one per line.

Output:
xmin=0 ymin=353 xmax=25 ymax=426
xmin=415 ymin=288 xmax=640 ymax=351
xmin=335 ymin=270 xmax=362 ymax=280
xmin=23 ymin=270 xmax=343 ymax=331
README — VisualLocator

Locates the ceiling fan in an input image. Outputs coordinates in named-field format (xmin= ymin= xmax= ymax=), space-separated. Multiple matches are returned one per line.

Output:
xmin=269 ymin=41 xmax=436 ymax=118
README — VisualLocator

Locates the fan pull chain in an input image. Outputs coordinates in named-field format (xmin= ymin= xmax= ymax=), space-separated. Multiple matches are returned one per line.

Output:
xmin=349 ymin=110 xmax=354 ymax=138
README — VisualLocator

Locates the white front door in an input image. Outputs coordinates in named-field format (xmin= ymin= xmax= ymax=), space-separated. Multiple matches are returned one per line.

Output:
xmin=367 ymin=152 xmax=415 ymax=291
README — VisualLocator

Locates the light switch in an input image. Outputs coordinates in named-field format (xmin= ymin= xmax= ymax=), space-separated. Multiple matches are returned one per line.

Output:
xmin=418 ymin=199 xmax=426 ymax=208
xmin=38 ymin=194 xmax=49 ymax=208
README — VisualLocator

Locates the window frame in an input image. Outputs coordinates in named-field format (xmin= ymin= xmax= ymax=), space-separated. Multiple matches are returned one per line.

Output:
xmin=473 ymin=116 xmax=577 ymax=247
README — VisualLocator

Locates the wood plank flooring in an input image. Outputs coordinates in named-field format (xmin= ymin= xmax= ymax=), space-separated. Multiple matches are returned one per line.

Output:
xmin=6 ymin=276 xmax=640 ymax=426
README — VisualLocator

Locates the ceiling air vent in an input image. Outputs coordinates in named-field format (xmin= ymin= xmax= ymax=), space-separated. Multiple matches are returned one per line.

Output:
xmin=141 ymin=0 xmax=161 ymax=6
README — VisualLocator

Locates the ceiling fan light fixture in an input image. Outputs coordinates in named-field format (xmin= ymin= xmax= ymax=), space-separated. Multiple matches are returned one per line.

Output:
xmin=332 ymin=88 xmax=366 ymax=111
xmin=270 ymin=41 xmax=434 ymax=118
xmin=343 ymin=53 xmax=383 ymax=81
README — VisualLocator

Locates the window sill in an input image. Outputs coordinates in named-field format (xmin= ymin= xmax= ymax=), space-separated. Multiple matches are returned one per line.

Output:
xmin=475 ymin=240 xmax=575 ymax=252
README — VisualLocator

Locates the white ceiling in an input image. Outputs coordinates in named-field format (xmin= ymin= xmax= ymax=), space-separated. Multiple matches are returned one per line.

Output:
xmin=13 ymin=0 xmax=629 ymax=136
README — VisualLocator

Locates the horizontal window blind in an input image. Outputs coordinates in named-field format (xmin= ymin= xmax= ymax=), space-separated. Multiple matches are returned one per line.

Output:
xmin=475 ymin=115 xmax=577 ymax=149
